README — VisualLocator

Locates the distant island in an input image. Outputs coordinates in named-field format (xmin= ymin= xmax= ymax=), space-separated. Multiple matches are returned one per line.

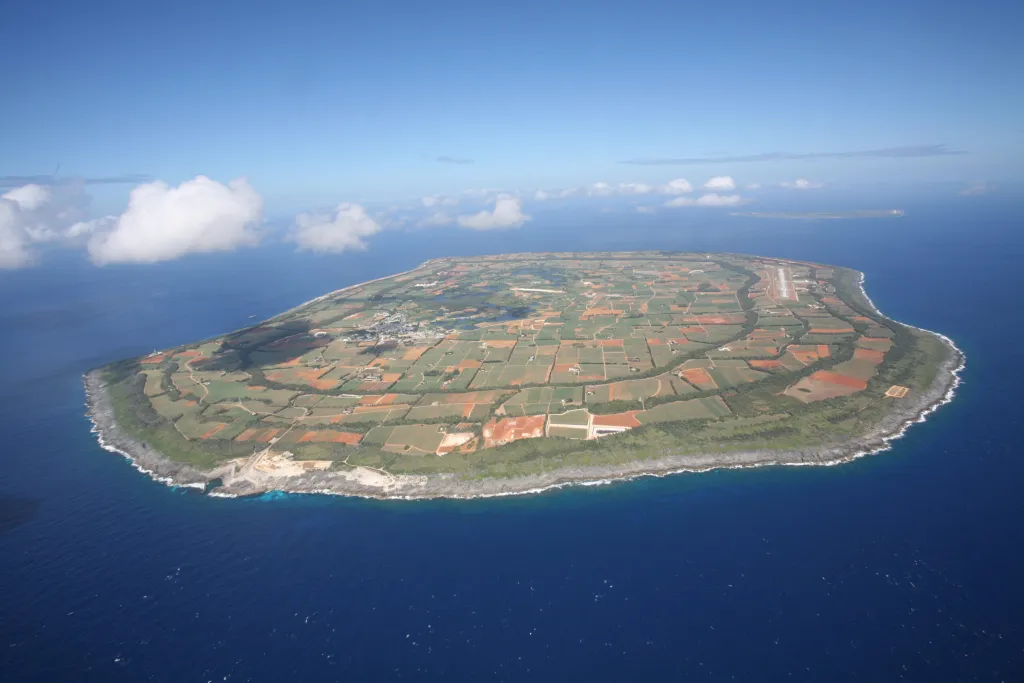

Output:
xmin=86 ymin=251 xmax=963 ymax=499
xmin=731 ymin=210 xmax=904 ymax=220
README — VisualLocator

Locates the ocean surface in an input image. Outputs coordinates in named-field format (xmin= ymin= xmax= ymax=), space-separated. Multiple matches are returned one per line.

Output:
xmin=1 ymin=196 xmax=1022 ymax=681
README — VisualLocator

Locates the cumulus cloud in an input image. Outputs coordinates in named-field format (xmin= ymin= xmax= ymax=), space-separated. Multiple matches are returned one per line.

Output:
xmin=588 ymin=182 xmax=615 ymax=197
xmin=291 ymin=203 xmax=381 ymax=253
xmin=3 ymin=184 xmax=52 ymax=211
xmin=457 ymin=196 xmax=530 ymax=230
xmin=665 ymin=193 xmax=744 ymax=208
xmin=960 ymin=181 xmax=994 ymax=196
xmin=780 ymin=178 xmax=824 ymax=190
xmin=0 ymin=183 xmax=95 ymax=267
xmin=619 ymin=183 xmax=654 ymax=194
xmin=663 ymin=178 xmax=693 ymax=194
xmin=704 ymin=176 xmax=736 ymax=191
xmin=0 ymin=197 xmax=34 ymax=268
xmin=86 ymin=176 xmax=263 ymax=265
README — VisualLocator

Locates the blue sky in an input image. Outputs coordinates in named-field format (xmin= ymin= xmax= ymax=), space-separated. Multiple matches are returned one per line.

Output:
xmin=0 ymin=0 xmax=1021 ymax=268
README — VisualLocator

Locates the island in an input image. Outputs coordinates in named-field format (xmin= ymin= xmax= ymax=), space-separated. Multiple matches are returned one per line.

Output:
xmin=85 ymin=251 xmax=964 ymax=499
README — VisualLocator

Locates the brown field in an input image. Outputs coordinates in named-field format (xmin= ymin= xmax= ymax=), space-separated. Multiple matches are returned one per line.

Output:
xmin=235 ymin=428 xmax=259 ymax=442
xmin=296 ymin=430 xmax=362 ymax=445
xmin=680 ymin=367 xmax=717 ymax=389
xmin=592 ymin=412 xmax=642 ymax=428
xmin=854 ymin=348 xmax=886 ymax=364
xmin=808 ymin=327 xmax=855 ymax=334
xmin=200 ymin=423 xmax=228 ymax=439
xmin=810 ymin=371 xmax=868 ymax=390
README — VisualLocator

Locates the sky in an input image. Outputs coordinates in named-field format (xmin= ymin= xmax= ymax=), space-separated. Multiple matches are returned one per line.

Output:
xmin=1 ymin=0 xmax=1021 ymax=268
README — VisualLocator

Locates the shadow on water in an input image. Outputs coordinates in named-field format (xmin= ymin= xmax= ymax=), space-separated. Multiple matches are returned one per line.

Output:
xmin=0 ymin=495 xmax=42 ymax=535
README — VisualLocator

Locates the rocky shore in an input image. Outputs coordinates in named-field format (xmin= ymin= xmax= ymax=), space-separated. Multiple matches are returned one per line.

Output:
xmin=83 ymin=328 xmax=964 ymax=501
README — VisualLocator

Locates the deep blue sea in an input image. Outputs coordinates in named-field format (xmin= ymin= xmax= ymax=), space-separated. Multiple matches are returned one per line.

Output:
xmin=2 ymin=196 xmax=1022 ymax=681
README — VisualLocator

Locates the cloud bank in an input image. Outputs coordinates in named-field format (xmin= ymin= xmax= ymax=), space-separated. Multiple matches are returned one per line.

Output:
xmin=457 ymin=197 xmax=530 ymax=230
xmin=87 ymin=176 xmax=263 ymax=264
xmin=0 ymin=173 xmax=152 ymax=190
xmin=621 ymin=144 xmax=964 ymax=165
xmin=665 ymin=193 xmax=744 ymax=208
xmin=704 ymin=176 xmax=736 ymax=191
xmin=292 ymin=203 xmax=381 ymax=253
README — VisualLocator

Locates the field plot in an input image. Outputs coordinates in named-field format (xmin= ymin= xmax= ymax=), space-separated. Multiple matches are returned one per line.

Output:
xmin=500 ymin=386 xmax=583 ymax=416
xmin=584 ymin=374 xmax=691 ymax=403
xmin=636 ymin=397 xmax=732 ymax=423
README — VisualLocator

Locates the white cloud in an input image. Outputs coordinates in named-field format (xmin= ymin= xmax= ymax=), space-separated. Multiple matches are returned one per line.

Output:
xmin=67 ymin=216 xmax=113 ymax=239
xmin=588 ymin=182 xmax=615 ymax=197
xmin=291 ymin=203 xmax=381 ymax=253
xmin=87 ymin=176 xmax=263 ymax=264
xmin=696 ymin=193 xmax=744 ymax=206
xmin=3 ymin=184 xmax=52 ymax=211
xmin=417 ymin=211 xmax=455 ymax=228
xmin=704 ymin=176 xmax=736 ymax=191
xmin=0 ymin=198 xmax=34 ymax=268
xmin=780 ymin=178 xmax=823 ymax=190
xmin=960 ymin=181 xmax=994 ymax=196
xmin=0 ymin=183 xmax=93 ymax=267
xmin=618 ymin=182 xmax=654 ymax=194
xmin=421 ymin=195 xmax=459 ymax=208
xmin=457 ymin=196 xmax=530 ymax=230
xmin=665 ymin=193 xmax=744 ymax=208
xmin=663 ymin=178 xmax=693 ymax=194
xmin=533 ymin=190 xmax=550 ymax=201
xmin=636 ymin=206 xmax=656 ymax=214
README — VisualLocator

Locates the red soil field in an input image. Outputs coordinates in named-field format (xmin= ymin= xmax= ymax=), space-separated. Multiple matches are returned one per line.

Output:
xmin=297 ymin=430 xmax=362 ymax=445
xmin=749 ymin=359 xmax=783 ymax=369
xmin=810 ymin=371 xmax=868 ymax=390
xmin=681 ymin=367 xmax=717 ymax=388
xmin=200 ymin=423 xmax=227 ymax=439
xmin=854 ymin=348 xmax=886 ymax=363
xmin=592 ymin=412 xmax=642 ymax=428
xmin=235 ymin=428 xmax=259 ymax=442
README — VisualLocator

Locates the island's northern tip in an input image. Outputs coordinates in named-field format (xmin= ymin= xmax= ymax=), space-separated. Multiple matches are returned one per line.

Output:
xmin=85 ymin=251 xmax=963 ymax=499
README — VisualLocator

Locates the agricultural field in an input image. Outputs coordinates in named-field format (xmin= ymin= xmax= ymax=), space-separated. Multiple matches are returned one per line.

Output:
xmin=100 ymin=251 xmax=954 ymax=476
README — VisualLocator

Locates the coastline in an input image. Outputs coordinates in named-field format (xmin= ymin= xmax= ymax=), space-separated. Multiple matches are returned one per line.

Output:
xmin=83 ymin=268 xmax=966 ymax=501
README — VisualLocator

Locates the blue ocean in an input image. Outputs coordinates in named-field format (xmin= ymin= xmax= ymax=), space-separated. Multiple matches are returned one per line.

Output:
xmin=1 ymin=196 xmax=1021 ymax=681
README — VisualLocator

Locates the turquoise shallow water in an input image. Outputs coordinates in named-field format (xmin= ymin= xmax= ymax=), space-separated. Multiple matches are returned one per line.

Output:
xmin=1 ymin=198 xmax=1022 ymax=681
